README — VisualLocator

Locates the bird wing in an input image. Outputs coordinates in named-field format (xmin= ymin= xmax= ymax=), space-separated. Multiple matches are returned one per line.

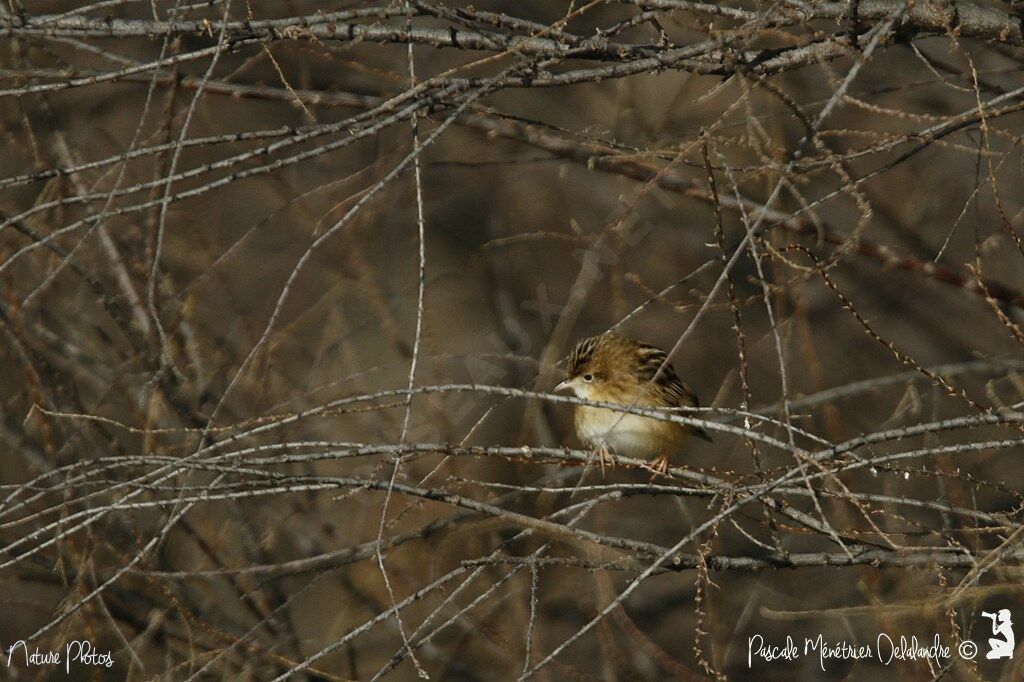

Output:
xmin=634 ymin=344 xmax=697 ymax=406
xmin=635 ymin=344 xmax=713 ymax=442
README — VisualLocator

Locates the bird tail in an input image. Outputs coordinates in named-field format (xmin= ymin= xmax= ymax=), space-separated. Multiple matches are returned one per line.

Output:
xmin=693 ymin=426 xmax=714 ymax=443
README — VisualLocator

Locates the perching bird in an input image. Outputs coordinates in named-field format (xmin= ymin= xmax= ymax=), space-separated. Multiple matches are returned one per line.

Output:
xmin=555 ymin=333 xmax=711 ymax=474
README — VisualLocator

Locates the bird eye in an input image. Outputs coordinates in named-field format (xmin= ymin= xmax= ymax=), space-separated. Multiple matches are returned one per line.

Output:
xmin=582 ymin=373 xmax=594 ymax=382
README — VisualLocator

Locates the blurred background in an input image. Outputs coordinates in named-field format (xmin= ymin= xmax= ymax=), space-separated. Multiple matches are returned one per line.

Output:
xmin=3 ymin=1 xmax=1024 ymax=679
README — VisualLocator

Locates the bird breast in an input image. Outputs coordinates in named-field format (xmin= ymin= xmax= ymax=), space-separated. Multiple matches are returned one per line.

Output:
xmin=574 ymin=405 xmax=680 ymax=460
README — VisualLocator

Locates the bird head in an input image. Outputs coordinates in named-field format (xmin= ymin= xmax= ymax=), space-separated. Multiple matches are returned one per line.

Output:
xmin=555 ymin=335 xmax=617 ymax=399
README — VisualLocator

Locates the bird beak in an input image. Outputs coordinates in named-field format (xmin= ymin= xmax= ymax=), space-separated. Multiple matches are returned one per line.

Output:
xmin=554 ymin=380 xmax=573 ymax=393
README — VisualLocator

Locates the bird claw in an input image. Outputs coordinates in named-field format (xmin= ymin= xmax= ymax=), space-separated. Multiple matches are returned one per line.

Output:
xmin=592 ymin=445 xmax=614 ymax=476
xmin=647 ymin=455 xmax=670 ymax=477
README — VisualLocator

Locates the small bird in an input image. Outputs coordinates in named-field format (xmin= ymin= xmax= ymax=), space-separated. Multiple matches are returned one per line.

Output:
xmin=555 ymin=333 xmax=712 ymax=474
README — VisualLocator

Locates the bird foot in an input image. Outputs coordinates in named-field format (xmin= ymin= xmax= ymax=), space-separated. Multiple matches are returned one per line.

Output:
xmin=646 ymin=455 xmax=670 ymax=477
xmin=591 ymin=445 xmax=614 ymax=476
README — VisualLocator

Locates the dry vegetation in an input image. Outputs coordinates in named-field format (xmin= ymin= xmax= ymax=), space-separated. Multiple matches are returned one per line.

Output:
xmin=5 ymin=0 xmax=1024 ymax=679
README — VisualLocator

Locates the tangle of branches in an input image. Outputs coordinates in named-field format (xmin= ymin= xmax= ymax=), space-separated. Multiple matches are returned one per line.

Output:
xmin=3 ymin=0 xmax=1024 ymax=679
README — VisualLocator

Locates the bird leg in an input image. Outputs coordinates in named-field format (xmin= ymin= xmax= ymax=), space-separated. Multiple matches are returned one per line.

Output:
xmin=647 ymin=454 xmax=670 ymax=476
xmin=591 ymin=444 xmax=614 ymax=476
